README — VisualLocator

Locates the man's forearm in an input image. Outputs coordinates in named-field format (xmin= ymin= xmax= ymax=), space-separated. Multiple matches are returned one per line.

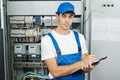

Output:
xmin=50 ymin=61 xmax=83 ymax=78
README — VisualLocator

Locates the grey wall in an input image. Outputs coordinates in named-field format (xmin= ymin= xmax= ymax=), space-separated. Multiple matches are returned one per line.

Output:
xmin=90 ymin=41 xmax=120 ymax=80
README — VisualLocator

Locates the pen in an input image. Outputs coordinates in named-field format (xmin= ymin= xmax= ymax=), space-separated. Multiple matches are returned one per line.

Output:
xmin=84 ymin=53 xmax=89 ymax=56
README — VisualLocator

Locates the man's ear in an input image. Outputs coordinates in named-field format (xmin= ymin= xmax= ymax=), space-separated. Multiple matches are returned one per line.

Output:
xmin=55 ymin=14 xmax=59 ymax=20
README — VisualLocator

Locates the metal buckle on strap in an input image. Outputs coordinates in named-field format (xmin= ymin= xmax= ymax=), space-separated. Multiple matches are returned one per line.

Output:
xmin=78 ymin=47 xmax=81 ymax=51
xmin=56 ymin=50 xmax=61 ymax=54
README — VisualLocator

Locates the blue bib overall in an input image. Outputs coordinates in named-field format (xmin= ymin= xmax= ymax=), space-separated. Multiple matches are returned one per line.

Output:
xmin=48 ymin=31 xmax=84 ymax=80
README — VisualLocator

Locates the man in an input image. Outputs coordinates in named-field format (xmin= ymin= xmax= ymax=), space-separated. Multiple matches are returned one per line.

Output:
xmin=41 ymin=2 xmax=98 ymax=80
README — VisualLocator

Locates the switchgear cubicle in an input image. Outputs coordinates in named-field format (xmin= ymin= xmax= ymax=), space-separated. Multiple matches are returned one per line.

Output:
xmin=3 ymin=0 xmax=85 ymax=80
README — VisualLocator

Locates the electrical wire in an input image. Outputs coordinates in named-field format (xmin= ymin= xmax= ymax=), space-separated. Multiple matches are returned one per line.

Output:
xmin=20 ymin=71 xmax=49 ymax=80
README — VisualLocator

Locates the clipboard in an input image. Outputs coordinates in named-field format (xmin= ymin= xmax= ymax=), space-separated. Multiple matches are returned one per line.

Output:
xmin=92 ymin=56 xmax=107 ymax=65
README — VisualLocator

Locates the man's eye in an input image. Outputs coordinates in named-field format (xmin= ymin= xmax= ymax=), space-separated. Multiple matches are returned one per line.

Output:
xmin=62 ymin=15 xmax=66 ymax=18
xmin=69 ymin=16 xmax=73 ymax=19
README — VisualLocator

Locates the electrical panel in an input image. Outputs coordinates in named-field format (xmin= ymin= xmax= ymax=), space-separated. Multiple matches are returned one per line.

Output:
xmin=6 ymin=1 xmax=84 ymax=80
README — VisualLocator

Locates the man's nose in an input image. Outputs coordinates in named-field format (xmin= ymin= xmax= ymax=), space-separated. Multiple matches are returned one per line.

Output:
xmin=65 ymin=17 xmax=69 ymax=23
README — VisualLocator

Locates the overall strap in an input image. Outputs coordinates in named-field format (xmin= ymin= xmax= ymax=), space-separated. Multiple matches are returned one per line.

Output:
xmin=48 ymin=33 xmax=61 ymax=54
xmin=73 ymin=31 xmax=81 ymax=52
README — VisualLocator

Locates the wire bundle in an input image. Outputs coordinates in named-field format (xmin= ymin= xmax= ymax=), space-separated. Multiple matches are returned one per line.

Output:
xmin=20 ymin=71 xmax=49 ymax=80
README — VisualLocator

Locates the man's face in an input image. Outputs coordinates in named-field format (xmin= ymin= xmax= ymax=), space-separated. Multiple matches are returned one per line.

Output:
xmin=56 ymin=12 xmax=74 ymax=30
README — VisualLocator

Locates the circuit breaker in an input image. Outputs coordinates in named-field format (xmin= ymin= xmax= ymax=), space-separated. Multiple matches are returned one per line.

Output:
xmin=14 ymin=44 xmax=27 ymax=62
xmin=28 ymin=44 xmax=41 ymax=62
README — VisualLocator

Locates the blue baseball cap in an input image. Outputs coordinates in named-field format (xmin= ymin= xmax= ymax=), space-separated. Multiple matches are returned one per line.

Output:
xmin=56 ymin=2 xmax=75 ymax=15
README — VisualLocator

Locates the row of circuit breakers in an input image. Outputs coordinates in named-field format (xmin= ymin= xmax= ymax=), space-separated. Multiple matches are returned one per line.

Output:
xmin=10 ymin=16 xmax=57 ymax=38
xmin=14 ymin=43 xmax=41 ymax=62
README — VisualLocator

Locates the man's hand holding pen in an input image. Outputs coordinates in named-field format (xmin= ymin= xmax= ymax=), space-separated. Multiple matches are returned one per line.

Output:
xmin=81 ymin=53 xmax=98 ymax=72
